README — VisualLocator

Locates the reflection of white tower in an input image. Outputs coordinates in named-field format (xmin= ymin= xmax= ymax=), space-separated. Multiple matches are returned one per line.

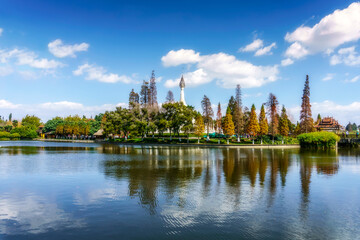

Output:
xmin=179 ymin=75 xmax=186 ymax=106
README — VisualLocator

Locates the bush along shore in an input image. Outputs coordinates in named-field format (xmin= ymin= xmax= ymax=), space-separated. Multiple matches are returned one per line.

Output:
xmin=297 ymin=132 xmax=340 ymax=149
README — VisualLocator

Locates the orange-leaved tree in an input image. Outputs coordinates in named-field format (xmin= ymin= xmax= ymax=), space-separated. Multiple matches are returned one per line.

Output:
xmin=247 ymin=104 xmax=260 ymax=136
xmin=223 ymin=107 xmax=235 ymax=143
xmin=194 ymin=114 xmax=205 ymax=143
xmin=259 ymin=104 xmax=268 ymax=136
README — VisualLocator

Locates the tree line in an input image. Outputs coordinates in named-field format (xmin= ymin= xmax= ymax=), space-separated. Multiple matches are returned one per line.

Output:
xmin=101 ymin=73 xmax=316 ymax=143
xmin=0 ymin=72 xmax=317 ymax=142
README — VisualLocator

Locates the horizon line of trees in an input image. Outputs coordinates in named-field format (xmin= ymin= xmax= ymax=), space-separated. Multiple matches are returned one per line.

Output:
xmin=0 ymin=73 xmax=323 ymax=140
xmin=100 ymin=74 xmax=318 ymax=141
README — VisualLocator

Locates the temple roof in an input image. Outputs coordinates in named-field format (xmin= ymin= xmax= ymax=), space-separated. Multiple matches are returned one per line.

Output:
xmin=179 ymin=75 xmax=185 ymax=88
xmin=315 ymin=117 xmax=341 ymax=129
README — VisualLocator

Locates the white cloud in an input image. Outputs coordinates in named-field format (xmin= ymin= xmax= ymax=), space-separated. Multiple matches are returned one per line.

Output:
xmin=48 ymin=39 xmax=89 ymax=58
xmin=164 ymin=68 xmax=210 ymax=88
xmin=285 ymin=2 xmax=360 ymax=59
xmin=281 ymin=58 xmax=294 ymax=66
xmin=73 ymin=63 xmax=133 ymax=83
xmin=285 ymin=42 xmax=309 ymax=59
xmin=161 ymin=49 xmax=201 ymax=67
xmin=163 ymin=50 xmax=279 ymax=88
xmin=0 ymin=99 xmax=127 ymax=121
xmin=345 ymin=75 xmax=360 ymax=83
xmin=322 ymin=73 xmax=334 ymax=81
xmin=289 ymin=100 xmax=360 ymax=125
xmin=0 ymin=66 xmax=13 ymax=76
xmin=330 ymin=46 xmax=360 ymax=66
xmin=0 ymin=194 xmax=84 ymax=235
xmin=18 ymin=70 xmax=38 ymax=80
xmin=0 ymin=28 xmax=3 ymax=36
xmin=0 ymin=99 xmax=21 ymax=109
xmin=0 ymin=48 xmax=63 ymax=69
xmin=239 ymin=39 xmax=263 ymax=52
xmin=239 ymin=39 xmax=276 ymax=56
xmin=254 ymin=42 xmax=276 ymax=56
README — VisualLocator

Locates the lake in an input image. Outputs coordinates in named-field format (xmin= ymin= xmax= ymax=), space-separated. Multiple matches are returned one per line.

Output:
xmin=0 ymin=141 xmax=359 ymax=239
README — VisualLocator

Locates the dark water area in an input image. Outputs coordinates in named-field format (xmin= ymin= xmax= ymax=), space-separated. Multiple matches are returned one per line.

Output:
xmin=0 ymin=141 xmax=359 ymax=239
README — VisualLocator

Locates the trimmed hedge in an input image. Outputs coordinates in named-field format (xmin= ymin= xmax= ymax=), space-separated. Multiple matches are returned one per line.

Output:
xmin=297 ymin=132 xmax=340 ymax=149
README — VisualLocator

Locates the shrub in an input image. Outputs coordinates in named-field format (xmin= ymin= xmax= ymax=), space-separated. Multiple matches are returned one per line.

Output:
xmin=0 ymin=131 xmax=21 ymax=140
xmin=0 ymin=131 xmax=11 ymax=138
xmin=297 ymin=132 xmax=340 ymax=149
xmin=10 ymin=127 xmax=38 ymax=139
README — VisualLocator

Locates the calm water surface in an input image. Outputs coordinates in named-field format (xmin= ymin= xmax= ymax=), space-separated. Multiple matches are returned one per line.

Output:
xmin=0 ymin=141 xmax=360 ymax=239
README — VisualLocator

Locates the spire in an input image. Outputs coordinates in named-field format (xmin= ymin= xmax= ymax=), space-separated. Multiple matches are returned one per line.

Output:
xmin=179 ymin=75 xmax=186 ymax=106
xmin=179 ymin=75 xmax=185 ymax=88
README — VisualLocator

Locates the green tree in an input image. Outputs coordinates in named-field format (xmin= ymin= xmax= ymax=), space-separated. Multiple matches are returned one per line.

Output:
xmin=227 ymin=96 xmax=237 ymax=116
xmin=11 ymin=127 xmax=38 ymax=139
xmin=12 ymin=120 xmax=18 ymax=128
xmin=279 ymin=105 xmax=289 ymax=136
xmin=21 ymin=115 xmax=41 ymax=130
xmin=140 ymin=80 xmax=150 ymax=107
xmin=129 ymin=89 xmax=140 ymax=109
xmin=316 ymin=114 xmax=322 ymax=125
xmin=44 ymin=117 xmax=64 ymax=133
xmin=155 ymin=116 xmax=168 ymax=137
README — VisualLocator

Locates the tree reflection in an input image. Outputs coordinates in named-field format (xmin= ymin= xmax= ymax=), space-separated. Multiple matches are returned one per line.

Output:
xmin=101 ymin=145 xmax=340 ymax=215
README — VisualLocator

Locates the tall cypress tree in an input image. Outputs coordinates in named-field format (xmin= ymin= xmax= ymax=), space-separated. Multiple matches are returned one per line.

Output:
xmin=300 ymin=75 xmax=314 ymax=133
xmin=216 ymin=102 xmax=222 ymax=133
xmin=233 ymin=84 xmax=243 ymax=138
xmin=201 ymin=95 xmax=214 ymax=138
xmin=149 ymin=70 xmax=157 ymax=107
xmin=279 ymin=105 xmax=289 ymax=136
xmin=223 ymin=107 xmax=235 ymax=140
xmin=259 ymin=104 xmax=268 ymax=136
xmin=227 ymin=96 xmax=236 ymax=116
xmin=246 ymin=104 xmax=260 ymax=136
xmin=140 ymin=80 xmax=150 ymax=106
xmin=316 ymin=113 xmax=321 ymax=124
xmin=266 ymin=93 xmax=279 ymax=136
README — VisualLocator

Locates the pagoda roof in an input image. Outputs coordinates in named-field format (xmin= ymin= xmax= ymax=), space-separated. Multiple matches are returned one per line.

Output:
xmin=314 ymin=117 xmax=341 ymax=129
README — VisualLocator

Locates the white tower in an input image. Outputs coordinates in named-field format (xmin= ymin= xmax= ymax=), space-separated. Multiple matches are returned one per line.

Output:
xmin=179 ymin=75 xmax=186 ymax=106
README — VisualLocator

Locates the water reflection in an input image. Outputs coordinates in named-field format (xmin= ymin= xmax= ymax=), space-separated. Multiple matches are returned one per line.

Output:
xmin=101 ymin=145 xmax=340 ymax=215
xmin=0 ymin=193 xmax=84 ymax=235
xmin=1 ymin=143 xmax=359 ymax=239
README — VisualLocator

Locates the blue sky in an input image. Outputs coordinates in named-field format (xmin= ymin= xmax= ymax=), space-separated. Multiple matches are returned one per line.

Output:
xmin=0 ymin=0 xmax=360 ymax=124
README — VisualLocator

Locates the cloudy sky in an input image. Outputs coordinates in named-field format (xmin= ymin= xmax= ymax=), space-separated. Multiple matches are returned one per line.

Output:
xmin=0 ymin=0 xmax=360 ymax=124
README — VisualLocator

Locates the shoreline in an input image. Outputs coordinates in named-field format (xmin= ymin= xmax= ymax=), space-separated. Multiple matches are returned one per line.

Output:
xmin=35 ymin=139 xmax=300 ymax=148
